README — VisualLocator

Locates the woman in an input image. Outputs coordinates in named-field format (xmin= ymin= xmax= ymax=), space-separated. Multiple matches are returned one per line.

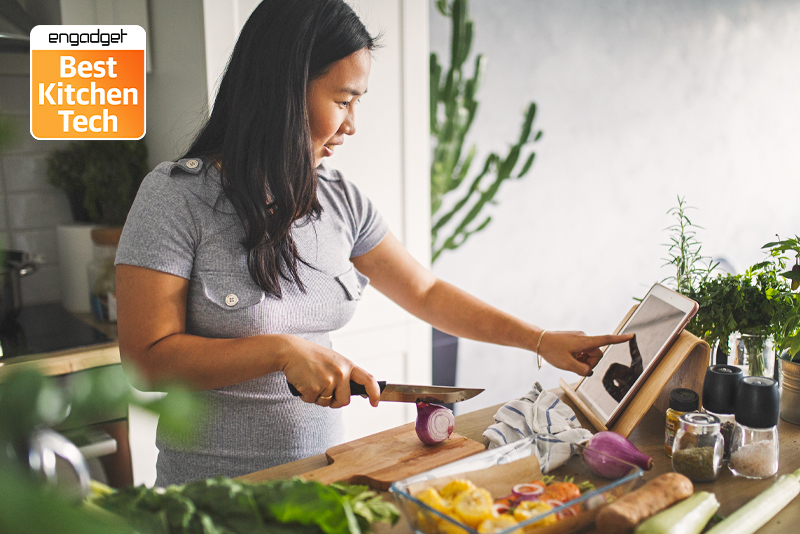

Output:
xmin=116 ymin=0 xmax=631 ymax=486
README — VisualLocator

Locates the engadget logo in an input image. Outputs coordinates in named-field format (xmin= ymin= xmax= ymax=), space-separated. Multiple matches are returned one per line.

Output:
xmin=48 ymin=28 xmax=129 ymax=46
xmin=30 ymin=25 xmax=146 ymax=140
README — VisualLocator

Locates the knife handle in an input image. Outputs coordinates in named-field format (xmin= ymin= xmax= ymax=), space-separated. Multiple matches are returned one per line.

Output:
xmin=286 ymin=380 xmax=386 ymax=397
xmin=349 ymin=380 xmax=387 ymax=397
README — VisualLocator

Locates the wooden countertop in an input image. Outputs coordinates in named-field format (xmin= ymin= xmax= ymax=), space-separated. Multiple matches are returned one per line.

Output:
xmin=0 ymin=312 xmax=120 ymax=381
xmin=241 ymin=388 xmax=800 ymax=533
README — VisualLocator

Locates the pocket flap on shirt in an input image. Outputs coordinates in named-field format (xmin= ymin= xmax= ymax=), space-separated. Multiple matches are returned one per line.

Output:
xmin=335 ymin=265 xmax=365 ymax=301
xmin=198 ymin=271 xmax=265 ymax=310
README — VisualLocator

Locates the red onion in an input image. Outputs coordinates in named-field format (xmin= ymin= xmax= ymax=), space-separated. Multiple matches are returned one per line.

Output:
xmin=415 ymin=402 xmax=455 ymax=445
xmin=512 ymin=482 xmax=545 ymax=501
xmin=583 ymin=431 xmax=653 ymax=479
xmin=492 ymin=502 xmax=512 ymax=515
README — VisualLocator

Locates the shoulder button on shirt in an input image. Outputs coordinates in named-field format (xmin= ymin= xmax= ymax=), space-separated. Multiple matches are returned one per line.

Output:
xmin=225 ymin=294 xmax=239 ymax=306
xmin=186 ymin=159 xmax=199 ymax=169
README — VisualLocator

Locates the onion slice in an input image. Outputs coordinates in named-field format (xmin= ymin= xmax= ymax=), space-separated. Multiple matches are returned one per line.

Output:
xmin=512 ymin=482 xmax=545 ymax=501
xmin=492 ymin=502 xmax=512 ymax=516
xmin=583 ymin=431 xmax=653 ymax=479
xmin=415 ymin=402 xmax=455 ymax=445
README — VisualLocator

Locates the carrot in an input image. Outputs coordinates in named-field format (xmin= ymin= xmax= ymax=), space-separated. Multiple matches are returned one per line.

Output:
xmin=594 ymin=473 xmax=694 ymax=534
xmin=541 ymin=481 xmax=581 ymax=503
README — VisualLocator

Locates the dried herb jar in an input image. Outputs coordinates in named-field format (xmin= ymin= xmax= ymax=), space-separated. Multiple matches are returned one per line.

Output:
xmin=671 ymin=413 xmax=724 ymax=483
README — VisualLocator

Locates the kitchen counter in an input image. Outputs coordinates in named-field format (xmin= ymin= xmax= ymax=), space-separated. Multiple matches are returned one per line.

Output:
xmin=239 ymin=386 xmax=800 ymax=533
xmin=0 ymin=312 xmax=120 ymax=380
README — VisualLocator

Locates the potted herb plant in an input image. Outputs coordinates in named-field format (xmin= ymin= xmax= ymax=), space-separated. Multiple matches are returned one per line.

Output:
xmin=46 ymin=140 xmax=148 ymax=229
xmin=762 ymin=236 xmax=800 ymax=424
xmin=686 ymin=267 xmax=794 ymax=376
xmin=45 ymin=140 xmax=148 ymax=313
xmin=659 ymin=198 xmax=796 ymax=376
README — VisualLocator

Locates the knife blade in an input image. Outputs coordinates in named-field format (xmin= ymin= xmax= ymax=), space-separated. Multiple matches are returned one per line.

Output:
xmin=286 ymin=380 xmax=483 ymax=404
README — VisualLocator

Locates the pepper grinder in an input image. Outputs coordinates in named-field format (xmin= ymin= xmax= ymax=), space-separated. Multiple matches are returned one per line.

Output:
xmin=729 ymin=376 xmax=780 ymax=479
xmin=702 ymin=365 xmax=743 ymax=461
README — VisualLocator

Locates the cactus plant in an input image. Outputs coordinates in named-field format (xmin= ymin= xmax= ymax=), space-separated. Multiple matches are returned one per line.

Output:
xmin=430 ymin=0 xmax=542 ymax=262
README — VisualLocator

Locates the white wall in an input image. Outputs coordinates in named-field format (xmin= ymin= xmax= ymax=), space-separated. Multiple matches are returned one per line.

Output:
xmin=429 ymin=0 xmax=800 ymax=413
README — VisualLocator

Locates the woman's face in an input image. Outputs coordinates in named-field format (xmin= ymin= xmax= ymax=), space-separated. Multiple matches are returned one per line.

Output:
xmin=307 ymin=48 xmax=371 ymax=167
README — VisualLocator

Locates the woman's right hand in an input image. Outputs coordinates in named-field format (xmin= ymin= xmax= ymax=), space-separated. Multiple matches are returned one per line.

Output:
xmin=279 ymin=335 xmax=381 ymax=408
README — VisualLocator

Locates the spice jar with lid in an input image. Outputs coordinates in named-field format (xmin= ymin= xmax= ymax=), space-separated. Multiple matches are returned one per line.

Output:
xmin=702 ymin=364 xmax=743 ymax=461
xmin=671 ymin=413 xmax=724 ymax=482
xmin=664 ymin=388 xmax=699 ymax=457
xmin=729 ymin=376 xmax=780 ymax=479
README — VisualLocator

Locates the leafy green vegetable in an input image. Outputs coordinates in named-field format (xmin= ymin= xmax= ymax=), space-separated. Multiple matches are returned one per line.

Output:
xmin=0 ymin=465 xmax=135 ymax=534
xmin=91 ymin=477 xmax=400 ymax=534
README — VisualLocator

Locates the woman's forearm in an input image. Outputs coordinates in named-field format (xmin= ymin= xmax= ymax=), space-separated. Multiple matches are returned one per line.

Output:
xmin=119 ymin=332 xmax=290 ymax=391
xmin=415 ymin=278 xmax=542 ymax=353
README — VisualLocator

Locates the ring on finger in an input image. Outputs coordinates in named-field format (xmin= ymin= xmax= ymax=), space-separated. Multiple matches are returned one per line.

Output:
xmin=317 ymin=395 xmax=333 ymax=401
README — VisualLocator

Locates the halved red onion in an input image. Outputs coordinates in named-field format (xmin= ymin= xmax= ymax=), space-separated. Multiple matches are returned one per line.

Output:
xmin=583 ymin=431 xmax=653 ymax=479
xmin=415 ymin=402 xmax=455 ymax=445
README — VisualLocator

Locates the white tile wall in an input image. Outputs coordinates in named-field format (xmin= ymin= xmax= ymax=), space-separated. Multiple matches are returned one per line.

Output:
xmin=3 ymin=154 xmax=61 ymax=194
xmin=1 ymin=68 xmax=73 ymax=304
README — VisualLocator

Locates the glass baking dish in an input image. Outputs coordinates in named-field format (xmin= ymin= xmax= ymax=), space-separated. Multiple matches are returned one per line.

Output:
xmin=390 ymin=434 xmax=644 ymax=534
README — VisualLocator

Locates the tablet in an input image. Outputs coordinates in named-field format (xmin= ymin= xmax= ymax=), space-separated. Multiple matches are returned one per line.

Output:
xmin=575 ymin=283 xmax=698 ymax=427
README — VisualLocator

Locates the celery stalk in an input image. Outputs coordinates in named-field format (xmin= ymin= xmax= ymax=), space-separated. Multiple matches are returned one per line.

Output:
xmin=705 ymin=468 xmax=800 ymax=534
xmin=634 ymin=491 xmax=719 ymax=534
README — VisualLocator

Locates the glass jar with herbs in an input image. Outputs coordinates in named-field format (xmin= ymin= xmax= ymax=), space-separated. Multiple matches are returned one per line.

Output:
xmin=664 ymin=388 xmax=699 ymax=457
xmin=671 ymin=413 xmax=724 ymax=483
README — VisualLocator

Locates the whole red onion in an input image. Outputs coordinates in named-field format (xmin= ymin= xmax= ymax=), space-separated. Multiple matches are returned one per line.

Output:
xmin=583 ymin=431 xmax=653 ymax=479
xmin=415 ymin=402 xmax=455 ymax=445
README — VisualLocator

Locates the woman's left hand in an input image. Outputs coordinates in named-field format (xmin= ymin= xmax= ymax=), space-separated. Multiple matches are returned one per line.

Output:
xmin=537 ymin=331 xmax=634 ymax=376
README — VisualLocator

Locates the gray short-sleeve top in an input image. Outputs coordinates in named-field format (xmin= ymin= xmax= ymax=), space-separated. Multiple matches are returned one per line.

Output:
xmin=115 ymin=157 xmax=388 ymax=486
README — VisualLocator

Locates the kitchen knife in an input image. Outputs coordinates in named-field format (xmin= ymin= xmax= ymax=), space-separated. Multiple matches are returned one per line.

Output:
xmin=287 ymin=380 xmax=483 ymax=404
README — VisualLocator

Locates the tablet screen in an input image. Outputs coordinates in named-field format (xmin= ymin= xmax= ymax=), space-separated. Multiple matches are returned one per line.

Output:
xmin=576 ymin=288 xmax=693 ymax=425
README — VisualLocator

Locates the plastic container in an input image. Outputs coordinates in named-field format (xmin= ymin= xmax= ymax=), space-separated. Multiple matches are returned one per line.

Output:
xmin=671 ymin=413 xmax=724 ymax=482
xmin=87 ymin=243 xmax=117 ymax=322
xmin=390 ymin=435 xmax=644 ymax=534
xmin=729 ymin=376 xmax=780 ymax=479
xmin=664 ymin=388 xmax=699 ymax=457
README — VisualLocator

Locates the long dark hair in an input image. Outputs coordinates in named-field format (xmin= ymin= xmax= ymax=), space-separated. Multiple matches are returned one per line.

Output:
xmin=183 ymin=0 xmax=377 ymax=298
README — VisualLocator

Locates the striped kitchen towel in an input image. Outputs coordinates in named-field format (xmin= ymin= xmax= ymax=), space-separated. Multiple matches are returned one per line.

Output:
xmin=482 ymin=382 xmax=592 ymax=470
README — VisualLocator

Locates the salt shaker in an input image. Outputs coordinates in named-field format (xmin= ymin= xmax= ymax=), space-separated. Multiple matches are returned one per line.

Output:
xmin=729 ymin=376 xmax=780 ymax=479
xmin=702 ymin=365 xmax=743 ymax=461
xmin=671 ymin=413 xmax=724 ymax=482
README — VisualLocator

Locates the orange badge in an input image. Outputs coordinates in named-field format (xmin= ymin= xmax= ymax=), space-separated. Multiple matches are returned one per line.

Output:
xmin=30 ymin=25 xmax=146 ymax=139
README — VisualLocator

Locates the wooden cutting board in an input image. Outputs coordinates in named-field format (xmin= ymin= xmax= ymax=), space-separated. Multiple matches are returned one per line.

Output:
xmin=300 ymin=421 xmax=486 ymax=490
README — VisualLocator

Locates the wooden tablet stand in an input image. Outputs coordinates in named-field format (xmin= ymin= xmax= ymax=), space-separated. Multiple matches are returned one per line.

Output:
xmin=560 ymin=306 xmax=710 ymax=438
